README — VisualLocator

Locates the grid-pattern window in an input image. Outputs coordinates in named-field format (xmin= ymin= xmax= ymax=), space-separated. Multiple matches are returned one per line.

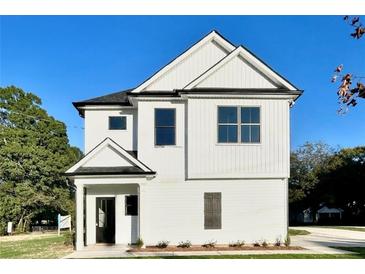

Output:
xmin=218 ymin=107 xmax=238 ymax=143
xmin=241 ymin=107 xmax=260 ymax=143
xmin=109 ymin=116 xmax=126 ymax=130
xmin=218 ymin=106 xmax=260 ymax=143
xmin=155 ymin=108 xmax=176 ymax=146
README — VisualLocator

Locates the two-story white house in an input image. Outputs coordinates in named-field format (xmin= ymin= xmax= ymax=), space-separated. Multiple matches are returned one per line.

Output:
xmin=66 ymin=30 xmax=302 ymax=250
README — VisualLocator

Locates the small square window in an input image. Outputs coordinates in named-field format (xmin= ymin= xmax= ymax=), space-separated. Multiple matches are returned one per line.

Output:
xmin=125 ymin=195 xmax=138 ymax=216
xmin=109 ymin=116 xmax=126 ymax=130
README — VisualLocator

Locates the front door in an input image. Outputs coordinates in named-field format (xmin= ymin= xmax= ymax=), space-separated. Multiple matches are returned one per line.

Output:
xmin=96 ymin=197 xmax=115 ymax=243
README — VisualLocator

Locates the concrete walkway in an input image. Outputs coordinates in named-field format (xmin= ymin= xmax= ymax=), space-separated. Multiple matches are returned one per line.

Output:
xmin=291 ymin=226 xmax=365 ymax=254
xmin=64 ymin=226 xmax=365 ymax=258
xmin=63 ymin=244 xmax=131 ymax=258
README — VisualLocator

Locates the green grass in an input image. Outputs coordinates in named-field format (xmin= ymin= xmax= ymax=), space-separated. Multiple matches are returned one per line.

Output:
xmin=329 ymin=246 xmax=365 ymax=255
xmin=0 ymin=234 xmax=73 ymax=259
xmin=288 ymin=229 xmax=310 ymax=236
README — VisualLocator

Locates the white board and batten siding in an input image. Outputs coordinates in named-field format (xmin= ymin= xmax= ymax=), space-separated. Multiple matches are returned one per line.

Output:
xmin=84 ymin=108 xmax=137 ymax=153
xmin=187 ymin=98 xmax=290 ymax=179
xmin=142 ymin=179 xmax=288 ymax=245
xmin=195 ymin=56 xmax=277 ymax=89
xmin=71 ymin=31 xmax=299 ymax=248
xmin=137 ymin=100 xmax=186 ymax=181
xmin=142 ymin=41 xmax=229 ymax=91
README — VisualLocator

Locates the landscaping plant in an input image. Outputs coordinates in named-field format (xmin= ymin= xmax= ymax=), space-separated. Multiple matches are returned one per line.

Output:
xmin=177 ymin=240 xmax=192 ymax=248
xmin=156 ymin=240 xmax=169 ymax=248
xmin=136 ymin=238 xmax=144 ymax=248
xmin=284 ymin=235 xmax=291 ymax=247
xmin=229 ymin=240 xmax=245 ymax=247
xmin=202 ymin=240 xmax=217 ymax=248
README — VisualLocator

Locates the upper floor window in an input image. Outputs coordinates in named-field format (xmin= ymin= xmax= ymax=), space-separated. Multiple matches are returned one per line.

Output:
xmin=155 ymin=108 xmax=176 ymax=146
xmin=218 ymin=106 xmax=260 ymax=144
xmin=109 ymin=116 xmax=127 ymax=130
xmin=241 ymin=107 xmax=260 ymax=143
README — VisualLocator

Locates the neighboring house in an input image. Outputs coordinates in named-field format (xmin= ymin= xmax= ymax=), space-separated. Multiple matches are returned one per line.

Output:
xmin=66 ymin=30 xmax=302 ymax=250
xmin=316 ymin=206 xmax=344 ymax=224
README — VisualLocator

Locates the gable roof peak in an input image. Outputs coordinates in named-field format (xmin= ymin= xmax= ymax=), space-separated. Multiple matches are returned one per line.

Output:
xmin=184 ymin=43 xmax=299 ymax=91
xmin=131 ymin=30 xmax=236 ymax=93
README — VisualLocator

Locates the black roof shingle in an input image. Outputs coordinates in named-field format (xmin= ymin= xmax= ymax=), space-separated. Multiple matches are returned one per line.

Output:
xmin=68 ymin=166 xmax=155 ymax=176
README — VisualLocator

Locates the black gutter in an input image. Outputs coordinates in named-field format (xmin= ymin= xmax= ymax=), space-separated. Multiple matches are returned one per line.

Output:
xmin=64 ymin=171 xmax=156 ymax=176
xmin=177 ymin=88 xmax=303 ymax=96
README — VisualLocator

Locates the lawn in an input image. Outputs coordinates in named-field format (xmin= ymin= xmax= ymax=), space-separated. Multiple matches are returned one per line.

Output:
xmin=0 ymin=233 xmax=73 ymax=259
xmin=288 ymin=229 xmax=310 ymax=236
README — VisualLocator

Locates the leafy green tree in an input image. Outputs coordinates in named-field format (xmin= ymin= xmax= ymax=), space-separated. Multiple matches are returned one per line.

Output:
xmin=289 ymin=142 xmax=334 ymax=205
xmin=316 ymin=147 xmax=365 ymax=223
xmin=0 ymin=86 xmax=82 ymax=233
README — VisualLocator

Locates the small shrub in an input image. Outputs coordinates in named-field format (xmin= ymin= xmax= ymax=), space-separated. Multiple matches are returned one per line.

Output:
xmin=136 ymin=237 xmax=144 ymax=248
xmin=63 ymin=231 xmax=75 ymax=246
xmin=274 ymin=237 xmax=281 ymax=247
xmin=284 ymin=235 xmax=291 ymax=247
xmin=261 ymin=240 xmax=268 ymax=248
xmin=177 ymin=240 xmax=192 ymax=248
xmin=156 ymin=240 xmax=169 ymax=248
xmin=202 ymin=240 xmax=217 ymax=248
xmin=253 ymin=241 xmax=261 ymax=247
xmin=229 ymin=240 xmax=245 ymax=247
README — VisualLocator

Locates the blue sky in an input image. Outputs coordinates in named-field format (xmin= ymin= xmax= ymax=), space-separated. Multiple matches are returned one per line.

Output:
xmin=1 ymin=16 xmax=364 ymax=151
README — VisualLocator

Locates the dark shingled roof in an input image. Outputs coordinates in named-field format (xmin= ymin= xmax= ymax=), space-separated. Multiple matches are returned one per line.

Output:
xmin=72 ymin=88 xmax=133 ymax=117
xmin=68 ymin=166 xmax=155 ymax=176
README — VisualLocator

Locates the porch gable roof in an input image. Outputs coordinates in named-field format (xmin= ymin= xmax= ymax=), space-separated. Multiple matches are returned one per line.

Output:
xmin=65 ymin=138 xmax=155 ymax=176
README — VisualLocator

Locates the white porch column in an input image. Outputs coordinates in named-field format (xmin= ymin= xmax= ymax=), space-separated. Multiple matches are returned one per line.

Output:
xmin=76 ymin=182 xmax=84 ymax=250
xmin=138 ymin=183 xmax=147 ymax=247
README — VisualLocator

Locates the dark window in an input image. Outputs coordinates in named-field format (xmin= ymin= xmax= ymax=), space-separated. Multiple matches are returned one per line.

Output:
xmin=125 ymin=195 xmax=138 ymax=216
xmin=217 ymin=106 xmax=260 ymax=144
xmin=204 ymin=192 xmax=221 ymax=230
xmin=218 ymin=107 xmax=238 ymax=143
xmin=241 ymin=107 xmax=260 ymax=143
xmin=155 ymin=109 xmax=176 ymax=146
xmin=109 ymin=116 xmax=126 ymax=130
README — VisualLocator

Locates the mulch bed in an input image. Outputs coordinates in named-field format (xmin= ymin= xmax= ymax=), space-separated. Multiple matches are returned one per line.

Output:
xmin=128 ymin=245 xmax=303 ymax=252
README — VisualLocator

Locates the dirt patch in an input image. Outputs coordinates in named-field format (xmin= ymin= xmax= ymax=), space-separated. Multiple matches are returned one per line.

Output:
xmin=129 ymin=245 xmax=303 ymax=252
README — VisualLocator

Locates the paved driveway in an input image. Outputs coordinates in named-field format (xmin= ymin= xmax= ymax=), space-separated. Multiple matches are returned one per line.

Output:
xmin=291 ymin=226 xmax=365 ymax=254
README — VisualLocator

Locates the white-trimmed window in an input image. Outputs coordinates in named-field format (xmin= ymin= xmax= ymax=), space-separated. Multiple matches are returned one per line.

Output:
xmin=155 ymin=108 xmax=176 ymax=146
xmin=218 ymin=106 xmax=260 ymax=143
xmin=109 ymin=116 xmax=127 ymax=130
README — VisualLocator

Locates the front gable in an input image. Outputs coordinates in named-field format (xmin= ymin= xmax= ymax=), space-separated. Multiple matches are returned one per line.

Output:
xmin=184 ymin=46 xmax=297 ymax=90
xmin=83 ymin=145 xmax=133 ymax=167
xmin=131 ymin=31 xmax=236 ymax=93
xmin=65 ymin=138 xmax=154 ymax=176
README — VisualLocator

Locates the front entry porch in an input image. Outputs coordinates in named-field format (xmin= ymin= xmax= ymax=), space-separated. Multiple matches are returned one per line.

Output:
xmin=75 ymin=181 xmax=148 ymax=250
